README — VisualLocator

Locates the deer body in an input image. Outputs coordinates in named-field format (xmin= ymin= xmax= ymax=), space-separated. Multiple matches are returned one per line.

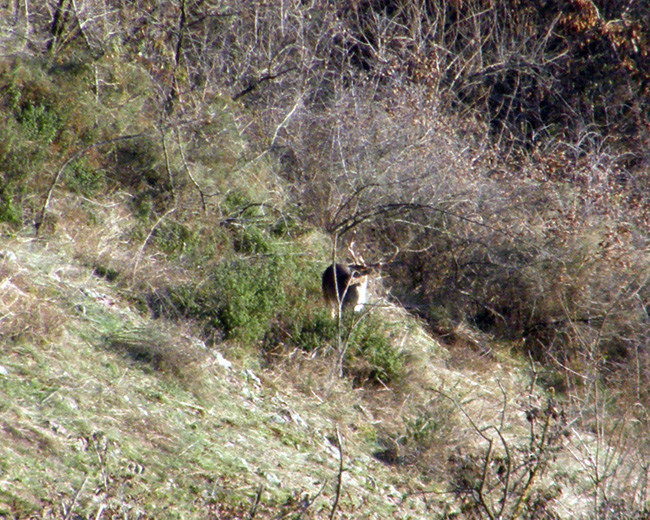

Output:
xmin=321 ymin=263 xmax=371 ymax=313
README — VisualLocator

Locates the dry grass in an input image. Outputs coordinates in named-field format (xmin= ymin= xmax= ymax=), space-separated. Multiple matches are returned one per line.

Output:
xmin=1 ymin=2 xmax=649 ymax=517
xmin=103 ymin=324 xmax=210 ymax=391
xmin=2 ymin=206 xmax=649 ymax=519
xmin=0 ymin=248 xmax=65 ymax=344
xmin=0 ymin=236 xmax=438 ymax=519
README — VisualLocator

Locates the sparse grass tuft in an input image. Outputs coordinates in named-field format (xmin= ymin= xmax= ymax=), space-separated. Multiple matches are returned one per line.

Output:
xmin=0 ymin=260 xmax=65 ymax=344
xmin=373 ymin=394 xmax=459 ymax=472
xmin=104 ymin=325 xmax=208 ymax=384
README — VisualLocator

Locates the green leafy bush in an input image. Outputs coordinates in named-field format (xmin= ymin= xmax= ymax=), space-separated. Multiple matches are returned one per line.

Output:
xmin=266 ymin=308 xmax=404 ymax=386
xmin=0 ymin=58 xmax=96 ymax=225
xmin=65 ymin=159 xmax=107 ymax=196
xmin=232 ymin=224 xmax=273 ymax=255
xmin=0 ymin=185 xmax=22 ymax=226
xmin=289 ymin=308 xmax=338 ymax=353
xmin=160 ymin=251 xmax=299 ymax=345
xmin=152 ymin=220 xmax=197 ymax=257
xmin=18 ymin=102 xmax=61 ymax=144
xmin=213 ymin=256 xmax=288 ymax=343
xmin=346 ymin=317 xmax=405 ymax=385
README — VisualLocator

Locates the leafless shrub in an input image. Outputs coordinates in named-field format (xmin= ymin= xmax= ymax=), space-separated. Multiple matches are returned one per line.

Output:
xmin=339 ymin=0 xmax=650 ymax=163
xmin=559 ymin=378 xmax=650 ymax=520
xmin=442 ymin=390 xmax=568 ymax=520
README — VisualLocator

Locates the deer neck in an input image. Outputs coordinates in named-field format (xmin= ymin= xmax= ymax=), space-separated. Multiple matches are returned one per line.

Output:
xmin=353 ymin=276 xmax=368 ymax=312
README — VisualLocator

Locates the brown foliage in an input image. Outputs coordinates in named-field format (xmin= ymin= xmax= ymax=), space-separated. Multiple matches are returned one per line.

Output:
xmin=340 ymin=0 xmax=650 ymax=164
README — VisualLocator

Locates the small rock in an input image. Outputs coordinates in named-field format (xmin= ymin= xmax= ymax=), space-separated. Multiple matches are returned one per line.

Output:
xmin=242 ymin=369 xmax=261 ymax=386
xmin=0 ymin=250 xmax=17 ymax=263
xmin=214 ymin=351 xmax=232 ymax=370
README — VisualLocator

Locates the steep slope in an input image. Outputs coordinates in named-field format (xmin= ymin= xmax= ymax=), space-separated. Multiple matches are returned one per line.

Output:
xmin=1 ymin=232 xmax=644 ymax=519
xmin=0 ymin=235 xmax=416 ymax=518
xmin=1 ymin=1 xmax=650 ymax=518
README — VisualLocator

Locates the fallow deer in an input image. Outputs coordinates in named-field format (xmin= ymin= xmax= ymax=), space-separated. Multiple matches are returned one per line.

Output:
xmin=321 ymin=243 xmax=384 ymax=314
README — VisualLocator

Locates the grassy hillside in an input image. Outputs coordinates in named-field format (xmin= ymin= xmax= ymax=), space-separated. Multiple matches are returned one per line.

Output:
xmin=1 ymin=1 xmax=650 ymax=518
xmin=0 ymin=235 xmax=427 ymax=518
xmin=0 ymin=234 xmax=616 ymax=519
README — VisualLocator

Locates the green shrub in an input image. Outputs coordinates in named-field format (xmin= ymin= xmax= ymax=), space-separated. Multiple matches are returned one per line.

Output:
xmin=289 ymin=308 xmax=338 ymax=353
xmin=0 ymin=184 xmax=22 ymax=226
xmin=0 ymin=57 xmax=98 ymax=225
xmin=65 ymin=159 xmax=107 ymax=196
xmin=222 ymin=190 xmax=254 ymax=215
xmin=232 ymin=224 xmax=272 ymax=255
xmin=152 ymin=220 xmax=196 ymax=257
xmin=263 ymin=301 xmax=404 ymax=386
xmin=18 ymin=102 xmax=61 ymax=144
xmin=163 ymin=253 xmax=298 ymax=344
xmin=213 ymin=256 xmax=288 ymax=343
xmin=345 ymin=317 xmax=405 ymax=385
xmin=404 ymin=409 xmax=445 ymax=449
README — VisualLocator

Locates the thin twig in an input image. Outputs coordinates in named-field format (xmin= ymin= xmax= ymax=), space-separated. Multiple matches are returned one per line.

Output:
xmin=159 ymin=125 xmax=177 ymax=206
xmin=329 ymin=426 xmax=344 ymax=520
xmin=296 ymin=479 xmax=329 ymax=520
xmin=131 ymin=207 xmax=177 ymax=283
xmin=165 ymin=0 xmax=187 ymax=112
xmin=330 ymin=235 xmax=344 ymax=379
xmin=248 ymin=485 xmax=263 ymax=519
xmin=477 ymin=437 xmax=496 ymax=520
xmin=510 ymin=410 xmax=552 ymax=518
xmin=64 ymin=474 xmax=89 ymax=520
xmin=270 ymin=94 xmax=302 ymax=149
xmin=232 ymin=67 xmax=298 ymax=101
xmin=494 ymin=426 xmax=513 ymax=519
xmin=70 ymin=0 xmax=93 ymax=51
xmin=175 ymin=126 xmax=207 ymax=213
xmin=94 ymin=503 xmax=106 ymax=520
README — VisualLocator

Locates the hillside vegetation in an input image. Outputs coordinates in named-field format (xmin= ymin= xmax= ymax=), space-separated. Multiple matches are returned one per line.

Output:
xmin=1 ymin=1 xmax=650 ymax=518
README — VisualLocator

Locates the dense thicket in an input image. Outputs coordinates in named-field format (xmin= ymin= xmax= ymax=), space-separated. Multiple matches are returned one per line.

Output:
xmin=3 ymin=0 xmax=650 ymax=398
xmin=344 ymin=1 xmax=650 ymax=158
